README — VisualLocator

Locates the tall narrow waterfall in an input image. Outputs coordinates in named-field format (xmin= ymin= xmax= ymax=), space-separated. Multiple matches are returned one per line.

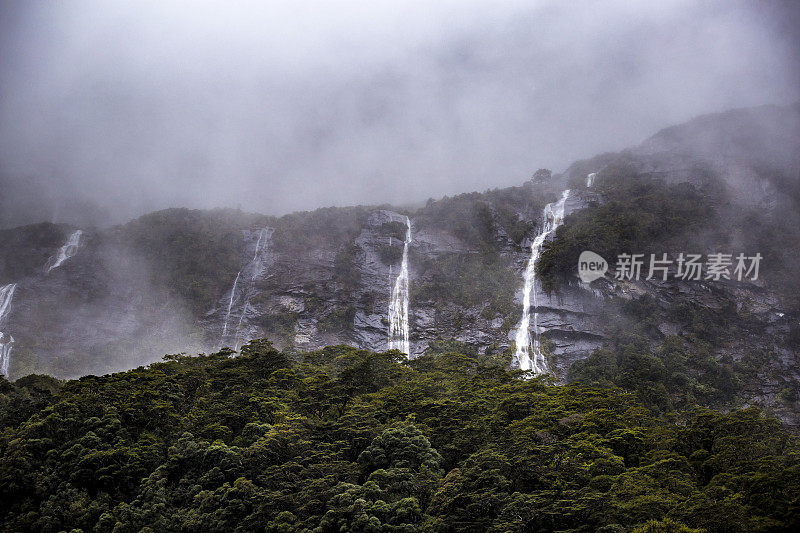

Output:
xmin=218 ymin=228 xmax=272 ymax=350
xmin=233 ymin=228 xmax=271 ymax=350
xmin=46 ymin=230 xmax=83 ymax=272
xmin=586 ymin=173 xmax=596 ymax=187
xmin=388 ymin=217 xmax=411 ymax=356
xmin=220 ymin=272 xmax=241 ymax=344
xmin=513 ymin=190 xmax=570 ymax=373
xmin=0 ymin=283 xmax=18 ymax=377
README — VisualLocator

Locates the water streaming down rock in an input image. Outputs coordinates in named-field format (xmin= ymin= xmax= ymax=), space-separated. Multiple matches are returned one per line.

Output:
xmin=513 ymin=190 xmax=571 ymax=373
xmin=0 ymin=334 xmax=12 ymax=377
xmin=388 ymin=217 xmax=412 ymax=355
xmin=2 ymin=227 xmax=82 ymax=373
xmin=219 ymin=272 xmax=241 ymax=346
xmin=46 ymin=230 xmax=83 ymax=272
xmin=233 ymin=228 xmax=272 ymax=351
xmin=0 ymin=283 xmax=17 ymax=376
xmin=586 ymin=173 xmax=596 ymax=187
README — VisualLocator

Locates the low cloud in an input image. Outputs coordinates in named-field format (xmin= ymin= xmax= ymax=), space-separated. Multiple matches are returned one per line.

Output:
xmin=1 ymin=0 xmax=798 ymax=227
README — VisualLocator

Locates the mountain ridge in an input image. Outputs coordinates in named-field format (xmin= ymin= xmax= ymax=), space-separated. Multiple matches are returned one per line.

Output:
xmin=1 ymin=102 xmax=799 ymax=423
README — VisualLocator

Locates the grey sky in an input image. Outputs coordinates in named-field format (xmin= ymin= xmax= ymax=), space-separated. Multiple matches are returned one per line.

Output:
xmin=1 ymin=0 xmax=798 ymax=225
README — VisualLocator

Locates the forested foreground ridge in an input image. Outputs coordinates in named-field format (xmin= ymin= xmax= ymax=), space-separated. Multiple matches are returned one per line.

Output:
xmin=1 ymin=342 xmax=798 ymax=532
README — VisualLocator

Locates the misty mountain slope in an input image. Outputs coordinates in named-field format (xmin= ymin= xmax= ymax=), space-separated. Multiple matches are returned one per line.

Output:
xmin=1 ymin=209 xmax=271 ymax=378
xmin=538 ymin=104 xmax=800 ymax=419
xmin=120 ymin=208 xmax=270 ymax=314
xmin=4 ymin=231 xmax=200 ymax=377
xmin=0 ymin=223 xmax=73 ymax=284
xmin=540 ymin=168 xmax=796 ymax=416
xmin=556 ymin=103 xmax=800 ymax=313
xmin=1 ymin=103 xmax=799 ymax=422
xmin=563 ymin=103 xmax=800 ymax=208
xmin=636 ymin=103 xmax=800 ymax=202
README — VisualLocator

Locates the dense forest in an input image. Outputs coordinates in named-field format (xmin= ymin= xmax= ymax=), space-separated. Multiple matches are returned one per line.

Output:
xmin=2 ymin=1 xmax=799 ymax=531
xmin=1 ymin=341 xmax=798 ymax=532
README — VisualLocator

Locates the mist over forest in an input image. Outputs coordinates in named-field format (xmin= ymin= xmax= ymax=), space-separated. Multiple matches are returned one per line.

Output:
xmin=1 ymin=2 xmax=800 ymax=532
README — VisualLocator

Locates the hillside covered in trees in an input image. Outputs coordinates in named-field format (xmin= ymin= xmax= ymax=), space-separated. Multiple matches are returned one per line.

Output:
xmin=1 ymin=341 xmax=798 ymax=532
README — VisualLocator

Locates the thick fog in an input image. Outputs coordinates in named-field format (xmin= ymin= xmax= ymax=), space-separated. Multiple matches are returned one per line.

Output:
xmin=1 ymin=0 xmax=799 ymax=228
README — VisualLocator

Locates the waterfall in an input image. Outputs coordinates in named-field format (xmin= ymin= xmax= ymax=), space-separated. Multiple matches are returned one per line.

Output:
xmin=233 ymin=227 xmax=271 ymax=351
xmin=586 ymin=173 xmax=596 ymax=187
xmin=388 ymin=217 xmax=411 ymax=356
xmin=46 ymin=230 xmax=83 ymax=272
xmin=220 ymin=271 xmax=241 ymax=345
xmin=0 ymin=284 xmax=15 ymax=322
xmin=0 ymin=283 xmax=18 ymax=377
xmin=513 ymin=190 xmax=570 ymax=373
xmin=0 ymin=333 xmax=12 ymax=377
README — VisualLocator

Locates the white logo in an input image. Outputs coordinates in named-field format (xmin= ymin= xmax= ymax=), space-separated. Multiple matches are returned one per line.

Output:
xmin=578 ymin=250 xmax=608 ymax=283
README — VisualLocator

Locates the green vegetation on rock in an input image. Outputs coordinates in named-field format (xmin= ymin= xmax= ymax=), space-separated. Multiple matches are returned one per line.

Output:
xmin=123 ymin=208 xmax=264 ymax=313
xmin=537 ymin=164 xmax=714 ymax=293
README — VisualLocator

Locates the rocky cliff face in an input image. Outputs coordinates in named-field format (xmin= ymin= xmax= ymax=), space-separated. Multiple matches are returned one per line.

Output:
xmin=2 ymin=230 xmax=206 ymax=376
xmin=1 ymin=104 xmax=798 ymax=421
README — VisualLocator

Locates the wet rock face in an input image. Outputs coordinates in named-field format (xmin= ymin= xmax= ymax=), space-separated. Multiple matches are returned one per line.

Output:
xmin=522 ymin=283 xmax=607 ymax=377
xmin=191 ymin=187 xmax=611 ymax=365
xmin=4 ymin=184 xmax=788 ymax=379
xmin=201 ymin=228 xmax=277 ymax=351
xmin=5 ymin=232 xmax=206 ymax=378
xmin=2 ymin=104 xmax=799 ymax=424
xmin=1 ymin=184 xmax=797 ymax=427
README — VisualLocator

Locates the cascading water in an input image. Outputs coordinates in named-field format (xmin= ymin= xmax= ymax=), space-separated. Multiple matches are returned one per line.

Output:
xmin=46 ymin=230 xmax=83 ymax=272
xmin=513 ymin=190 xmax=570 ymax=373
xmin=0 ymin=283 xmax=18 ymax=377
xmin=388 ymin=217 xmax=411 ymax=356
xmin=0 ymin=333 xmax=12 ymax=377
xmin=586 ymin=173 xmax=596 ymax=187
xmin=218 ymin=228 xmax=272 ymax=350
xmin=220 ymin=272 xmax=241 ymax=345
xmin=233 ymin=228 xmax=271 ymax=351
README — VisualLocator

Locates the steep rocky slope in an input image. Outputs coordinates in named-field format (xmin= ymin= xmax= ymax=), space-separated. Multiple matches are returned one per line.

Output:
xmin=1 ymin=103 xmax=798 ymax=421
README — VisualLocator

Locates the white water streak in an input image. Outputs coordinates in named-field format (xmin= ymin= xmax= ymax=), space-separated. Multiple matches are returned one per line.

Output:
xmin=0 ymin=283 xmax=18 ymax=377
xmin=388 ymin=217 xmax=412 ymax=356
xmin=234 ymin=228 xmax=271 ymax=351
xmin=586 ymin=173 xmax=596 ymax=187
xmin=46 ymin=230 xmax=83 ymax=272
xmin=220 ymin=271 xmax=241 ymax=345
xmin=514 ymin=190 xmax=570 ymax=374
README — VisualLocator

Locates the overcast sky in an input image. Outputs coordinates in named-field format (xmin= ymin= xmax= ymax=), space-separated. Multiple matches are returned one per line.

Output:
xmin=1 ymin=0 xmax=798 ymax=224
